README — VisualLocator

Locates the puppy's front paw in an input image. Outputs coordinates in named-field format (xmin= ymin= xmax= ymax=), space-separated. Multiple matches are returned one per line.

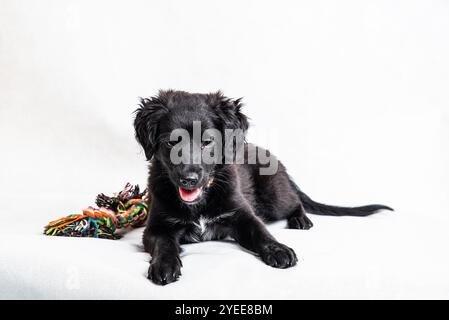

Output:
xmin=147 ymin=256 xmax=182 ymax=285
xmin=259 ymin=241 xmax=298 ymax=268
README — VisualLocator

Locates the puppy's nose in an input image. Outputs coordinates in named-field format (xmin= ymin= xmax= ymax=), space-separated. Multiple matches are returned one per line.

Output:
xmin=179 ymin=173 xmax=199 ymax=188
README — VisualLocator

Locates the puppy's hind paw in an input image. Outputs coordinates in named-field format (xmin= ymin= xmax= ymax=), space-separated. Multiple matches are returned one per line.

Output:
xmin=287 ymin=215 xmax=313 ymax=230
xmin=259 ymin=241 xmax=298 ymax=269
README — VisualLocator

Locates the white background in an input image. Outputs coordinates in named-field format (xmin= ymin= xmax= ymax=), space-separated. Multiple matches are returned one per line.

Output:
xmin=1 ymin=0 xmax=448 ymax=299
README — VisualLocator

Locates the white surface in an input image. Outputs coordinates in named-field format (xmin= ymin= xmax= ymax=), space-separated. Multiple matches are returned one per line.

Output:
xmin=1 ymin=213 xmax=448 ymax=299
xmin=1 ymin=0 xmax=449 ymax=299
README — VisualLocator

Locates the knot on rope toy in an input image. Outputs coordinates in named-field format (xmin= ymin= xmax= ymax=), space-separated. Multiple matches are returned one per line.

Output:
xmin=44 ymin=183 xmax=149 ymax=239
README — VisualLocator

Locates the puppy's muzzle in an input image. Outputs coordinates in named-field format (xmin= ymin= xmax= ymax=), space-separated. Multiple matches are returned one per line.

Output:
xmin=179 ymin=172 xmax=199 ymax=189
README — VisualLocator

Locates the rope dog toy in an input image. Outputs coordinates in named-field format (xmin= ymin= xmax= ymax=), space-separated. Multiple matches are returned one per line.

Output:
xmin=44 ymin=183 xmax=149 ymax=239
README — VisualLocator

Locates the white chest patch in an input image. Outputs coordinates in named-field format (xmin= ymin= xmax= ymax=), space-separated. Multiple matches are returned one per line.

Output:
xmin=197 ymin=217 xmax=208 ymax=234
xmin=192 ymin=216 xmax=215 ymax=242
xmin=190 ymin=211 xmax=235 ymax=242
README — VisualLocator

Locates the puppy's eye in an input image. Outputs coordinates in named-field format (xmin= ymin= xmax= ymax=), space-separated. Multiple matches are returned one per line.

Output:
xmin=201 ymin=140 xmax=214 ymax=149
xmin=166 ymin=141 xmax=177 ymax=148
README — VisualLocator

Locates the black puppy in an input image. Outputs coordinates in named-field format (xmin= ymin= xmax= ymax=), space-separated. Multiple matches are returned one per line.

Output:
xmin=134 ymin=90 xmax=392 ymax=285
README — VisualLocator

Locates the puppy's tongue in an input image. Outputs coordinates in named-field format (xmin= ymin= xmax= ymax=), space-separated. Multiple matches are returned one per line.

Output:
xmin=178 ymin=187 xmax=202 ymax=202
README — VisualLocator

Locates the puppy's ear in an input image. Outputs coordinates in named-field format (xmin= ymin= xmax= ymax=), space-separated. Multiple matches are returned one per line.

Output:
xmin=209 ymin=92 xmax=249 ymax=132
xmin=133 ymin=96 xmax=168 ymax=161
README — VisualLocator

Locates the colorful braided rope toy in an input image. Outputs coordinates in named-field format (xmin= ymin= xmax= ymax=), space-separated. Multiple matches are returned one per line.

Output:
xmin=44 ymin=183 xmax=149 ymax=240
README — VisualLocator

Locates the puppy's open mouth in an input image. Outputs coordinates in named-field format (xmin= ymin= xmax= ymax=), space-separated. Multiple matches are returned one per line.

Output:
xmin=178 ymin=187 xmax=203 ymax=202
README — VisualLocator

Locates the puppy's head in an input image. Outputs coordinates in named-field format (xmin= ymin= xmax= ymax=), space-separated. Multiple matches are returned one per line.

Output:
xmin=134 ymin=90 xmax=249 ymax=204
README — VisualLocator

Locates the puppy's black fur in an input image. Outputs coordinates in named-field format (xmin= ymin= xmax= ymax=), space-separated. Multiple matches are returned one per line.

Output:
xmin=134 ymin=90 xmax=392 ymax=285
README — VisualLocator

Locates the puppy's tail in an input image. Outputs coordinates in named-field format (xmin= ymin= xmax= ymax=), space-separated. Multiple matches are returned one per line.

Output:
xmin=289 ymin=178 xmax=393 ymax=216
